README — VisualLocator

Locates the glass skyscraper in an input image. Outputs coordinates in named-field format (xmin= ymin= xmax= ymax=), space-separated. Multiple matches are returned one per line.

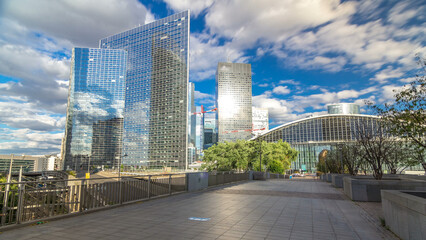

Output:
xmin=99 ymin=11 xmax=190 ymax=169
xmin=63 ymin=48 xmax=127 ymax=171
xmin=216 ymin=62 xmax=252 ymax=142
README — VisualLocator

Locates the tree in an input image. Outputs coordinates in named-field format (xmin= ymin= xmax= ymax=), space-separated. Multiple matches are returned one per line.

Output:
xmin=268 ymin=160 xmax=284 ymax=174
xmin=353 ymin=119 xmax=394 ymax=180
xmin=369 ymin=55 xmax=426 ymax=171
xmin=202 ymin=140 xmax=298 ymax=172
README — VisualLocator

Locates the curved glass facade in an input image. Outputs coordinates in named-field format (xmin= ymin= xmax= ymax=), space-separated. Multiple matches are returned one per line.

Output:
xmin=256 ymin=114 xmax=380 ymax=172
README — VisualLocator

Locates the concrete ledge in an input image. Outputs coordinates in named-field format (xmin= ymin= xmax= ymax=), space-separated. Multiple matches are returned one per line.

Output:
xmin=343 ymin=176 xmax=426 ymax=202
xmin=382 ymin=190 xmax=426 ymax=240
xmin=331 ymin=174 xmax=350 ymax=188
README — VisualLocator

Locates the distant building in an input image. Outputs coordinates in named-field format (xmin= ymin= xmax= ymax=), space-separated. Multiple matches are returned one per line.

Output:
xmin=216 ymin=62 xmax=252 ymax=142
xmin=63 ymin=48 xmax=127 ymax=171
xmin=252 ymin=107 xmax=269 ymax=137
xmin=203 ymin=112 xmax=217 ymax=149
xmin=188 ymin=82 xmax=196 ymax=148
xmin=0 ymin=154 xmax=42 ymax=173
xmin=195 ymin=106 xmax=204 ymax=156
xmin=327 ymin=103 xmax=360 ymax=114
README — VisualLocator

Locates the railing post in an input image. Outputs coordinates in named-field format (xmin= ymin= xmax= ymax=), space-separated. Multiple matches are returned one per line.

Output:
xmin=119 ymin=177 xmax=123 ymax=205
xmin=16 ymin=184 xmax=25 ymax=224
xmin=79 ymin=180 xmax=85 ymax=212
xmin=168 ymin=174 xmax=172 ymax=195
xmin=147 ymin=175 xmax=151 ymax=199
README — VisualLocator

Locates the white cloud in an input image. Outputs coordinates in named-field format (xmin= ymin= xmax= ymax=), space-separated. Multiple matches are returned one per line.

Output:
xmin=163 ymin=0 xmax=214 ymax=17
xmin=371 ymin=66 xmax=404 ymax=83
xmin=189 ymin=34 xmax=248 ymax=81
xmin=1 ymin=0 xmax=149 ymax=48
xmin=272 ymin=86 xmax=290 ymax=95
xmin=194 ymin=90 xmax=214 ymax=99
xmin=279 ymin=79 xmax=299 ymax=85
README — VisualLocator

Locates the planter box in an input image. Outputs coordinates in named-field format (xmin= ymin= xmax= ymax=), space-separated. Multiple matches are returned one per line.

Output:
xmin=253 ymin=171 xmax=266 ymax=180
xmin=187 ymin=172 xmax=209 ymax=192
xmin=382 ymin=190 xmax=426 ymax=240
xmin=343 ymin=176 xmax=426 ymax=202
xmin=331 ymin=174 xmax=351 ymax=188
xmin=326 ymin=173 xmax=332 ymax=182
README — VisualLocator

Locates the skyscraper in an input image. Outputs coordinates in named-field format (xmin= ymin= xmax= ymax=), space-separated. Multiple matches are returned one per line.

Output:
xmin=63 ymin=48 xmax=127 ymax=171
xmin=252 ymin=107 xmax=269 ymax=137
xmin=99 ymin=11 xmax=190 ymax=169
xmin=203 ymin=112 xmax=217 ymax=149
xmin=216 ymin=62 xmax=252 ymax=142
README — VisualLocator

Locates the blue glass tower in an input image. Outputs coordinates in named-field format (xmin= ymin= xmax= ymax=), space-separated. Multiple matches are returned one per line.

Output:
xmin=100 ymin=11 xmax=190 ymax=169
xmin=63 ymin=48 xmax=127 ymax=171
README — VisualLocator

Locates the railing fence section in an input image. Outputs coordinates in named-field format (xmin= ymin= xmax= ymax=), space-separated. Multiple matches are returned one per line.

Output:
xmin=0 ymin=171 xmax=254 ymax=228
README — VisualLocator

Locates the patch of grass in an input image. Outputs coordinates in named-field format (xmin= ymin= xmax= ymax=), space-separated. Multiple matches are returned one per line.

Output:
xmin=380 ymin=217 xmax=386 ymax=227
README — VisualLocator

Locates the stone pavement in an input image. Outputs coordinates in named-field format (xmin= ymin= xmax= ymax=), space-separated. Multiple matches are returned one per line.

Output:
xmin=0 ymin=179 xmax=397 ymax=240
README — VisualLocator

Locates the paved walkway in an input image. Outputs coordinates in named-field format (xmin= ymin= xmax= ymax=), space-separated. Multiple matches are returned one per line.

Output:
xmin=0 ymin=179 xmax=397 ymax=240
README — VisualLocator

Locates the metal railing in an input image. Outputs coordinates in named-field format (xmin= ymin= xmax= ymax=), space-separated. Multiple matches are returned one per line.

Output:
xmin=208 ymin=172 xmax=249 ymax=186
xmin=0 ymin=174 xmax=186 ymax=227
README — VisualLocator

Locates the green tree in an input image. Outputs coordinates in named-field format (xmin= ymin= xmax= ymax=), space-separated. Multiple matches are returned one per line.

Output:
xmin=202 ymin=140 xmax=298 ymax=172
xmin=268 ymin=160 xmax=284 ymax=174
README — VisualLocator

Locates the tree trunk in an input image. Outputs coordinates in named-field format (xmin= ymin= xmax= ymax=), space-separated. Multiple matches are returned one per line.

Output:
xmin=422 ymin=162 xmax=426 ymax=174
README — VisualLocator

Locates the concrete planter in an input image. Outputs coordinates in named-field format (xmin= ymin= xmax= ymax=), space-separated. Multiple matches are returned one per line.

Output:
xmin=382 ymin=190 xmax=426 ymax=240
xmin=253 ymin=171 xmax=266 ymax=180
xmin=343 ymin=176 xmax=426 ymax=202
xmin=187 ymin=172 xmax=208 ymax=192
xmin=331 ymin=174 xmax=351 ymax=188
xmin=326 ymin=173 xmax=332 ymax=182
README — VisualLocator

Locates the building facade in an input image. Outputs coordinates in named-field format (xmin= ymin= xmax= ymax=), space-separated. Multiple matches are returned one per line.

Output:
xmin=99 ymin=11 xmax=190 ymax=169
xmin=203 ymin=112 xmax=217 ymax=150
xmin=327 ymin=103 xmax=360 ymax=115
xmin=252 ymin=107 xmax=269 ymax=137
xmin=0 ymin=154 xmax=41 ymax=173
xmin=63 ymin=48 xmax=127 ymax=171
xmin=255 ymin=114 xmax=381 ymax=172
xmin=216 ymin=62 xmax=252 ymax=142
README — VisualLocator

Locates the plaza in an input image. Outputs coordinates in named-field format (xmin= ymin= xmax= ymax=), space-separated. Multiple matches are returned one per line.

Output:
xmin=0 ymin=179 xmax=396 ymax=240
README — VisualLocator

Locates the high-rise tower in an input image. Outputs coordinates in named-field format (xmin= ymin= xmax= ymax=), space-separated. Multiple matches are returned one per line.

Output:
xmin=216 ymin=62 xmax=252 ymax=142
xmin=63 ymin=48 xmax=127 ymax=171
xmin=99 ymin=11 xmax=190 ymax=169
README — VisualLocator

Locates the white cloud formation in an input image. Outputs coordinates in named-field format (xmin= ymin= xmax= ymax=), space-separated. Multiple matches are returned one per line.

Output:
xmin=190 ymin=34 xmax=248 ymax=81
xmin=163 ymin=0 xmax=214 ymax=17
xmin=272 ymin=86 xmax=290 ymax=95
xmin=1 ymin=0 xmax=149 ymax=48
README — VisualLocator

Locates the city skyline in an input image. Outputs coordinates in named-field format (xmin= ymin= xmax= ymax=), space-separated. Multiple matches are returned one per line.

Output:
xmin=0 ymin=0 xmax=424 ymax=155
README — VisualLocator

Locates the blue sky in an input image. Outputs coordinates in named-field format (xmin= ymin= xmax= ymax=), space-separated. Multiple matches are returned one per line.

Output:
xmin=0 ymin=0 xmax=424 ymax=155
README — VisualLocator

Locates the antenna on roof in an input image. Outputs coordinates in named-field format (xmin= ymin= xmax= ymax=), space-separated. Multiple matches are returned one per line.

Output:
xmin=227 ymin=55 xmax=230 ymax=63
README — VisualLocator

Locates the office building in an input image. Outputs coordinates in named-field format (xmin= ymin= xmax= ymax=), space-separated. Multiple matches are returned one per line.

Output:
xmin=188 ymin=82 xmax=196 ymax=147
xmin=195 ymin=106 xmax=204 ymax=155
xmin=252 ymin=107 xmax=269 ymax=137
xmin=203 ymin=112 xmax=217 ymax=149
xmin=63 ymin=48 xmax=127 ymax=171
xmin=100 ymin=11 xmax=189 ymax=169
xmin=0 ymin=154 xmax=41 ymax=173
xmin=216 ymin=62 xmax=252 ymax=142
